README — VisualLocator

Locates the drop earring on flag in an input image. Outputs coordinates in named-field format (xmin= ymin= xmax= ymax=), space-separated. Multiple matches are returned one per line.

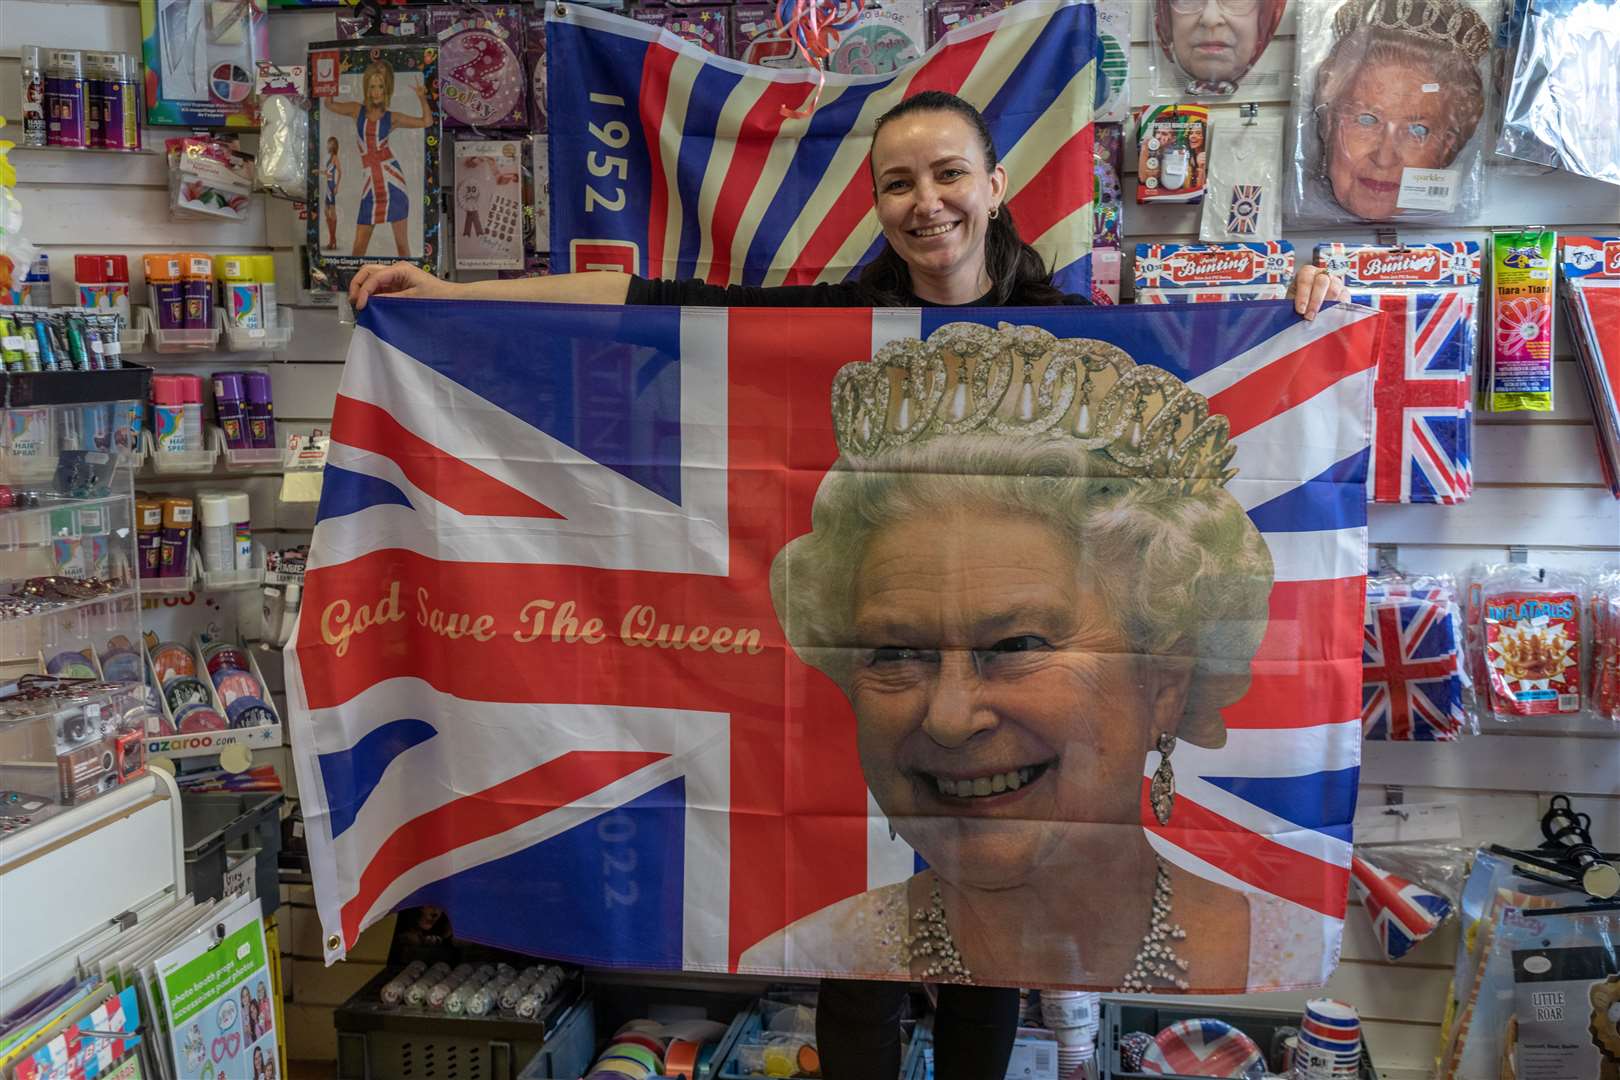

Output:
xmin=1150 ymin=733 xmax=1176 ymax=825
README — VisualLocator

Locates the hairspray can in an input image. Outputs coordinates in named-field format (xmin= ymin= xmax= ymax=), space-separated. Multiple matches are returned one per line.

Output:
xmin=198 ymin=491 xmax=234 ymax=573
xmin=20 ymin=46 xmax=46 ymax=148
xmin=85 ymin=51 xmax=109 ymax=148
xmin=105 ymin=52 xmax=139 ymax=151
xmin=180 ymin=374 xmax=206 ymax=453
xmin=136 ymin=498 xmax=163 ymax=579
xmin=218 ymin=256 xmax=261 ymax=329
xmin=159 ymin=497 xmax=194 ymax=579
xmin=213 ymin=372 xmax=248 ymax=450
xmin=251 ymin=255 xmax=279 ymax=331
xmin=45 ymin=49 xmax=86 ymax=148
xmin=244 ymin=372 xmax=276 ymax=450
xmin=182 ymin=254 xmax=213 ymax=331
xmin=228 ymin=491 xmax=253 ymax=570
xmin=144 ymin=254 xmax=185 ymax=331
xmin=150 ymin=375 xmax=188 ymax=452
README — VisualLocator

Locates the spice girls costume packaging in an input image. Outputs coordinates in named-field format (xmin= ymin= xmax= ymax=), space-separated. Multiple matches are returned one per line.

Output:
xmin=1558 ymin=237 xmax=1620 ymax=496
xmin=306 ymin=39 xmax=442 ymax=288
xmin=1316 ymin=241 xmax=1480 ymax=504
xmin=1133 ymin=240 xmax=1294 ymax=303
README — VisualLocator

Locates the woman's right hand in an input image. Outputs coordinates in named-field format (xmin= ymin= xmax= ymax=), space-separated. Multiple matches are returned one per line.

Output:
xmin=349 ymin=261 xmax=457 ymax=309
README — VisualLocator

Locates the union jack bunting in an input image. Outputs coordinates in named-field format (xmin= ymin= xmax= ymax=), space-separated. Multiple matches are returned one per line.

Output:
xmin=1226 ymin=184 xmax=1263 ymax=236
xmin=1350 ymin=854 xmax=1452 ymax=961
xmin=545 ymin=1 xmax=1094 ymax=293
xmin=1352 ymin=289 xmax=1476 ymax=504
xmin=1362 ymin=594 xmax=1466 ymax=741
xmin=287 ymin=298 xmax=1382 ymax=989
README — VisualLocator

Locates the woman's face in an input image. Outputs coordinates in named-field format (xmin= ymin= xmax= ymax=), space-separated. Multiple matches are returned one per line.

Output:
xmin=871 ymin=111 xmax=1007 ymax=291
xmin=848 ymin=508 xmax=1176 ymax=892
xmin=365 ymin=71 xmax=388 ymax=107
xmin=1326 ymin=61 xmax=1458 ymax=220
xmin=1170 ymin=0 xmax=1261 ymax=85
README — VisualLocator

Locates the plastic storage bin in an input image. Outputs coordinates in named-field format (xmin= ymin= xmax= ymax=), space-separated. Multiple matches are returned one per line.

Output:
xmin=1102 ymin=1001 xmax=1382 ymax=1080
xmin=335 ymin=967 xmax=580 ymax=1080
xmin=181 ymin=790 xmax=282 ymax=919
xmin=515 ymin=1000 xmax=596 ymax=1080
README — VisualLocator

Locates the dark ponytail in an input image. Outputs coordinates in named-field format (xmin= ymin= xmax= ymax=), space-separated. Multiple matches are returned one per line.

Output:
xmin=857 ymin=90 xmax=1066 ymax=306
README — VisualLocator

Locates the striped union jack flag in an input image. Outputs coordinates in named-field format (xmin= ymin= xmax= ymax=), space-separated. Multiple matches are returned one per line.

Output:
xmin=545 ymin=1 xmax=1094 ymax=293
xmin=286 ymin=298 xmax=1381 ymax=986
xmin=1351 ymin=288 xmax=1477 ymax=504
xmin=1362 ymin=595 xmax=1465 ymax=741
xmin=1350 ymin=854 xmax=1452 ymax=961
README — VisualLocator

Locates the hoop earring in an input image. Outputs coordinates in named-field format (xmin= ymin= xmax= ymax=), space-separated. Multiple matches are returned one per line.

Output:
xmin=988 ymin=205 xmax=1000 ymax=221
xmin=1150 ymin=733 xmax=1177 ymax=826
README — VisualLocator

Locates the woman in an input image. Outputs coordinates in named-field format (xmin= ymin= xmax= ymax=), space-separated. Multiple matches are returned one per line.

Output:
xmin=743 ymin=321 xmax=1327 ymax=991
xmin=1155 ymin=0 xmax=1286 ymax=95
xmin=351 ymin=89 xmax=1344 ymax=1079
xmin=240 ymin=985 xmax=258 ymax=1040
xmin=327 ymin=59 xmax=432 ymax=258
xmin=1309 ymin=0 xmax=1490 ymax=220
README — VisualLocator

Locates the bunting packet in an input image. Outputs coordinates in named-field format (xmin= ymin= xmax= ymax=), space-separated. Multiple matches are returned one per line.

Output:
xmin=1317 ymin=242 xmax=1480 ymax=504
xmin=1557 ymin=236 xmax=1620 ymax=497
xmin=1133 ymin=241 xmax=1293 ymax=304
xmin=1363 ymin=572 xmax=1470 ymax=741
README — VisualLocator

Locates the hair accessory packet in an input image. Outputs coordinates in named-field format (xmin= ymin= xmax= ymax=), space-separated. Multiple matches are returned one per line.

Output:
xmin=1349 ymin=843 xmax=1471 ymax=962
xmin=1093 ymin=123 xmax=1125 ymax=250
xmin=1557 ymin=237 xmax=1620 ymax=497
xmin=1364 ymin=571 xmax=1473 ymax=740
xmin=1488 ymin=229 xmax=1558 ymax=413
xmin=1200 ymin=111 xmax=1284 ymax=242
xmin=1317 ymin=241 xmax=1481 ymax=504
xmin=1136 ymin=104 xmax=1209 ymax=204
xmin=1133 ymin=241 xmax=1294 ymax=304
xmin=166 ymin=135 xmax=255 ymax=222
xmin=255 ymin=62 xmax=309 ymax=201
xmin=1284 ymin=0 xmax=1494 ymax=228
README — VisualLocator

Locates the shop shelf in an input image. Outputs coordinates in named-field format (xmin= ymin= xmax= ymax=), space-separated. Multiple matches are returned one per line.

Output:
xmin=1101 ymin=1001 xmax=1381 ymax=1080
xmin=209 ymin=425 xmax=281 ymax=471
xmin=218 ymin=308 xmax=294 ymax=353
xmin=199 ymin=545 xmax=264 ymax=592
xmin=142 ymin=307 xmax=220 ymax=354
xmin=142 ymin=429 xmax=217 ymax=475
xmin=139 ymin=550 xmax=198 ymax=597
xmin=0 ymin=494 xmax=127 ymax=551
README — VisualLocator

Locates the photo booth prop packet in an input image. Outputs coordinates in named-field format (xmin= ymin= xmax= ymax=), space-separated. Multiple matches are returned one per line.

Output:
xmin=1363 ymin=572 xmax=1470 ymax=740
xmin=306 ymin=38 xmax=442 ymax=288
xmin=140 ymin=0 xmax=268 ymax=128
xmin=632 ymin=6 xmax=733 ymax=57
xmin=1557 ymin=237 xmax=1620 ymax=499
xmin=1200 ymin=114 xmax=1283 ymax=242
xmin=1133 ymin=240 xmax=1294 ymax=303
xmin=1284 ymin=0 xmax=1497 ymax=227
xmin=1147 ymin=0 xmax=1288 ymax=101
xmin=454 ymin=139 xmax=525 ymax=271
xmin=1137 ymin=104 xmax=1209 ymax=204
xmin=1498 ymin=0 xmax=1620 ymax=186
xmin=428 ymin=5 xmax=529 ymax=130
xmin=1488 ymin=229 xmax=1557 ymax=412
xmin=1316 ymin=241 xmax=1481 ymax=505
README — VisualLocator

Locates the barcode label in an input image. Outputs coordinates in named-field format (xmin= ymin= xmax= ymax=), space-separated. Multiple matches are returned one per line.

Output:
xmin=1397 ymin=167 xmax=1459 ymax=212
xmin=1034 ymin=1048 xmax=1052 ymax=1069
xmin=1559 ymin=694 xmax=1580 ymax=711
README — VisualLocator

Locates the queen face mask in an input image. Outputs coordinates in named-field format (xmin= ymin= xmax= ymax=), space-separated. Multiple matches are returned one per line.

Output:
xmin=1148 ymin=0 xmax=1289 ymax=100
xmin=1284 ymin=0 xmax=1499 ymax=227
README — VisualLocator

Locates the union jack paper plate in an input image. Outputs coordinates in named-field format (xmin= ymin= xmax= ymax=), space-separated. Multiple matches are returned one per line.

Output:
xmin=1141 ymin=1019 xmax=1265 ymax=1078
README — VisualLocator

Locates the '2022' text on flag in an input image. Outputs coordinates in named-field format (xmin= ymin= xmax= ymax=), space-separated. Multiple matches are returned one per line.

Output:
xmin=545 ymin=0 xmax=1095 ymax=295
xmin=288 ymin=298 xmax=1384 ymax=987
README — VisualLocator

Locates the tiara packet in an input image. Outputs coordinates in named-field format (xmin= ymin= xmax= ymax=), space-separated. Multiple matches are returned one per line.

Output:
xmin=1133 ymin=241 xmax=1294 ymax=304
xmin=1489 ymin=229 xmax=1558 ymax=412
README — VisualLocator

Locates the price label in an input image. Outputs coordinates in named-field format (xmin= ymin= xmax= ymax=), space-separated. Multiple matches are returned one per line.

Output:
xmin=1397 ymin=167 xmax=1458 ymax=212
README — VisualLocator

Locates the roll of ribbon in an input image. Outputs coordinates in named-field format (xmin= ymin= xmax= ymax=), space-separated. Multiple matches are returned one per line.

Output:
xmin=616 ymin=1019 xmax=663 ymax=1037
xmin=611 ymin=1031 xmax=666 ymax=1061
xmin=664 ymin=1040 xmax=701 ymax=1079
xmin=600 ymin=1041 xmax=660 ymax=1072
xmin=586 ymin=1059 xmax=650 ymax=1079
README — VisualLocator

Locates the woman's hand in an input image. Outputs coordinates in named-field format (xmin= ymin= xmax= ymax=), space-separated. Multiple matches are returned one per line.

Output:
xmin=349 ymin=262 xmax=458 ymax=309
xmin=1289 ymin=265 xmax=1350 ymax=321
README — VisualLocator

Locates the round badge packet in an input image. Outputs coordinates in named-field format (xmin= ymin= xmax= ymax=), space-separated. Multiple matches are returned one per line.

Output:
xmin=45 ymin=651 xmax=97 ymax=678
xmin=99 ymin=648 xmax=143 ymax=682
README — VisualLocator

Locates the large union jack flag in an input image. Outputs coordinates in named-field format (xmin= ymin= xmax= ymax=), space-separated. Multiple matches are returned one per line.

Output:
xmin=545 ymin=0 xmax=1094 ymax=294
xmin=1361 ymin=592 xmax=1465 ymax=741
xmin=286 ymin=298 xmax=1382 ymax=987
xmin=1351 ymin=289 xmax=1477 ymax=504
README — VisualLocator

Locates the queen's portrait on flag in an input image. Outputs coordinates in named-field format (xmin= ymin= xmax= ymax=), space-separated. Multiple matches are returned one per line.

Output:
xmin=744 ymin=321 xmax=1332 ymax=990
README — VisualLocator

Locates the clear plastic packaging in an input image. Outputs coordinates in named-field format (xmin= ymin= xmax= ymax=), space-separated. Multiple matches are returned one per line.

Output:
xmin=254 ymin=63 xmax=309 ymax=202
xmin=167 ymin=136 xmax=255 ymax=223
xmin=1146 ymin=0 xmax=1289 ymax=100
xmin=1476 ymin=564 xmax=1589 ymax=722
xmin=1285 ymin=0 xmax=1499 ymax=227
xmin=1136 ymin=104 xmax=1210 ymax=205
xmin=1200 ymin=113 xmax=1284 ymax=241
xmin=1349 ymin=843 xmax=1471 ymax=961
xmin=1364 ymin=572 xmax=1473 ymax=739
xmin=1592 ymin=571 xmax=1619 ymax=723
xmin=1496 ymin=0 xmax=1620 ymax=185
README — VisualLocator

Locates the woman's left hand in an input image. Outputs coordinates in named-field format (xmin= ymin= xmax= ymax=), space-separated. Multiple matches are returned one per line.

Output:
xmin=1289 ymin=266 xmax=1350 ymax=321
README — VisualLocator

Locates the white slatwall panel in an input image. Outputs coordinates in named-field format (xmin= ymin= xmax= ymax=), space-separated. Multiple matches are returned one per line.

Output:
xmin=3 ymin=0 xmax=1617 ymax=1073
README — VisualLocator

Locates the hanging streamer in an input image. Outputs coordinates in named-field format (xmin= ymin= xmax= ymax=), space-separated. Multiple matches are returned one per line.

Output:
xmin=774 ymin=0 xmax=866 ymax=117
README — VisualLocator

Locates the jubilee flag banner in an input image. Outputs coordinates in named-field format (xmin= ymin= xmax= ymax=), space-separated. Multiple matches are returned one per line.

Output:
xmin=545 ymin=0 xmax=1095 ymax=295
xmin=288 ymin=298 xmax=1384 ymax=991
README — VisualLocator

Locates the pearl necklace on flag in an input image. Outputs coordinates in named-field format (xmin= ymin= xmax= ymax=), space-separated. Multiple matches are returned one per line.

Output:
xmin=902 ymin=859 xmax=1190 ymax=989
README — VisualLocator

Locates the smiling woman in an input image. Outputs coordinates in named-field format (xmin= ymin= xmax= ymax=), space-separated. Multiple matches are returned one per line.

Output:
xmin=740 ymin=321 xmax=1319 ymax=993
